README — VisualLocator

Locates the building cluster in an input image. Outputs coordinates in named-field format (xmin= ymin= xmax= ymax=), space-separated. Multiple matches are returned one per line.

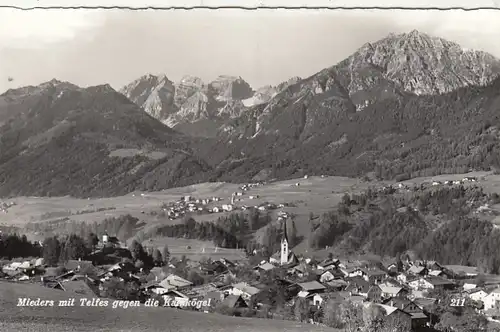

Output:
xmin=0 ymin=226 xmax=498 ymax=330
xmin=0 ymin=201 xmax=16 ymax=214
xmin=159 ymin=182 xmax=283 ymax=219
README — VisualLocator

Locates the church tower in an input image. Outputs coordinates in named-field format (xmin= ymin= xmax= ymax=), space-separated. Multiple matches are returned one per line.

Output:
xmin=280 ymin=218 xmax=289 ymax=266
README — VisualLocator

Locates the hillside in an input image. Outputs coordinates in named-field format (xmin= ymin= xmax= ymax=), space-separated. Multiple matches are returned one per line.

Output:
xmin=0 ymin=80 xmax=211 ymax=198
xmin=197 ymin=31 xmax=500 ymax=183
xmin=0 ymin=281 xmax=335 ymax=332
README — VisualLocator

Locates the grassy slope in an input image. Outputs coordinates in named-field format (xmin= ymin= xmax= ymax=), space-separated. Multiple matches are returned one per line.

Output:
xmin=0 ymin=281 xmax=336 ymax=332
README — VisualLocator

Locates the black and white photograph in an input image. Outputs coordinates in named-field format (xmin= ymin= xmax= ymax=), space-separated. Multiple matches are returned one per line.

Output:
xmin=2 ymin=0 xmax=500 ymax=331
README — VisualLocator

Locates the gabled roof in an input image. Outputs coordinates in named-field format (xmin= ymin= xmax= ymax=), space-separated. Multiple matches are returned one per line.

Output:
xmin=425 ymin=276 xmax=455 ymax=286
xmin=60 ymin=280 xmax=95 ymax=296
xmin=408 ymin=266 xmax=426 ymax=274
xmin=222 ymin=295 xmax=247 ymax=308
xmin=297 ymin=281 xmax=326 ymax=292
xmin=231 ymin=282 xmax=261 ymax=296
xmin=160 ymin=274 xmax=193 ymax=288
xmin=255 ymin=262 xmax=275 ymax=271
xmin=379 ymin=285 xmax=404 ymax=295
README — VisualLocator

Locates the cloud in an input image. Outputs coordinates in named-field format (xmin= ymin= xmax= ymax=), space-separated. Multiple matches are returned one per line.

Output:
xmin=1 ymin=9 xmax=500 ymax=93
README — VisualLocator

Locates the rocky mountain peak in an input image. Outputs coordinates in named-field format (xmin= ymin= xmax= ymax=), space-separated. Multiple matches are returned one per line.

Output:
xmin=209 ymin=75 xmax=253 ymax=101
xmin=345 ymin=30 xmax=500 ymax=95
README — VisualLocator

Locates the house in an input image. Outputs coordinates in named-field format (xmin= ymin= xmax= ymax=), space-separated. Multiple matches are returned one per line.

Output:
xmin=408 ymin=276 xmax=455 ymax=291
xmin=201 ymin=261 xmax=228 ymax=275
xmin=254 ymin=262 xmax=275 ymax=273
xmin=367 ymin=285 xmax=383 ymax=302
xmin=228 ymin=282 xmax=262 ymax=300
xmin=345 ymin=277 xmax=370 ymax=297
xmin=163 ymin=274 xmax=193 ymax=290
xmin=364 ymin=268 xmax=388 ymax=284
xmin=324 ymin=279 xmax=348 ymax=291
xmin=317 ymin=258 xmax=339 ymax=270
xmin=483 ymin=288 xmax=500 ymax=310
xmin=64 ymin=259 xmax=94 ymax=273
xmin=297 ymin=281 xmax=326 ymax=294
xmin=407 ymin=265 xmax=428 ymax=276
xmin=318 ymin=270 xmax=336 ymax=283
xmin=396 ymin=273 xmax=409 ymax=284
xmin=382 ymin=298 xmax=429 ymax=329
xmin=341 ymin=267 xmax=366 ymax=278
xmin=463 ymin=283 xmax=477 ymax=291
xmin=468 ymin=289 xmax=488 ymax=303
xmin=222 ymin=294 xmax=248 ymax=310
xmin=378 ymin=284 xmax=408 ymax=299
xmin=364 ymin=303 xmax=412 ymax=330
xmin=60 ymin=280 xmax=95 ymax=296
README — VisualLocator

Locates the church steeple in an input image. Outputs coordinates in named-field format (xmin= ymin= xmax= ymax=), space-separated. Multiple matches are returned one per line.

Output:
xmin=280 ymin=218 xmax=289 ymax=265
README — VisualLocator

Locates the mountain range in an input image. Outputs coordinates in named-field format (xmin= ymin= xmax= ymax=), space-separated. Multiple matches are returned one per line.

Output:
xmin=2 ymin=30 xmax=500 ymax=197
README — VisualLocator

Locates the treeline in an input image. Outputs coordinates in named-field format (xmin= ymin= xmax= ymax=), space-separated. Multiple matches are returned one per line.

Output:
xmin=0 ymin=233 xmax=42 ymax=259
xmin=149 ymin=210 xmax=272 ymax=251
xmin=153 ymin=217 xmax=243 ymax=249
xmin=26 ymin=214 xmax=141 ymax=242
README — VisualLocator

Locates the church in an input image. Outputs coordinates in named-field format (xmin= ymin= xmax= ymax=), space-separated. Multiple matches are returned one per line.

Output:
xmin=269 ymin=218 xmax=298 ymax=266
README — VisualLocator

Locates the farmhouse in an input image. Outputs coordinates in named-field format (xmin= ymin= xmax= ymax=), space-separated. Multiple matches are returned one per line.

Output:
xmin=226 ymin=282 xmax=262 ymax=300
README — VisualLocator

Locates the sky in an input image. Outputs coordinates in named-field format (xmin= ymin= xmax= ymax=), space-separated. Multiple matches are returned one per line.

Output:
xmin=1 ymin=0 xmax=500 ymax=92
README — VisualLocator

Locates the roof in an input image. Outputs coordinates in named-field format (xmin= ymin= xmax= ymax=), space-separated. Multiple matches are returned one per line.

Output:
xmin=64 ymin=260 xmax=94 ymax=272
xmin=325 ymin=280 xmax=348 ymax=288
xmin=165 ymin=274 xmax=193 ymax=288
xmin=232 ymin=282 xmax=261 ymax=296
xmin=413 ymin=297 xmax=437 ymax=308
xmin=60 ymin=280 xmax=95 ymax=296
xmin=222 ymin=295 xmax=247 ymax=308
xmin=364 ymin=268 xmax=387 ymax=276
xmin=379 ymin=285 xmax=403 ymax=295
xmin=408 ymin=266 xmax=426 ymax=274
xmin=256 ymin=262 xmax=275 ymax=271
xmin=411 ymin=312 xmax=428 ymax=319
xmin=425 ymin=276 xmax=454 ymax=286
xmin=297 ymin=281 xmax=326 ymax=292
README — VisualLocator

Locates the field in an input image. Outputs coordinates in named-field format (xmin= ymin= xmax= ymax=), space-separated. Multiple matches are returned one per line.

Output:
xmin=141 ymin=237 xmax=248 ymax=262
xmin=3 ymin=171 xmax=500 ymax=255
xmin=0 ymin=281 xmax=336 ymax=332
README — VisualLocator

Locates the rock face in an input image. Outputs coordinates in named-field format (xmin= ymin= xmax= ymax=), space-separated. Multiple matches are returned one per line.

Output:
xmin=120 ymin=74 xmax=302 ymax=136
xmin=344 ymin=30 xmax=500 ymax=95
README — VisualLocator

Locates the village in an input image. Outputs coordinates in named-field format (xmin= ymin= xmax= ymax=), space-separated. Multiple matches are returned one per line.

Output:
xmin=0 ymin=174 xmax=496 ymax=331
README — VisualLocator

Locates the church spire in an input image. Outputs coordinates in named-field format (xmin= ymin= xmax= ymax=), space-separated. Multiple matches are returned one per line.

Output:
xmin=282 ymin=217 xmax=289 ymax=243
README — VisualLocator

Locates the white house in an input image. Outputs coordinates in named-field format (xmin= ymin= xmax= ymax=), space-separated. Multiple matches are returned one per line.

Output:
xmin=228 ymin=282 xmax=261 ymax=300
xmin=483 ymin=288 xmax=500 ymax=311
xmin=222 ymin=204 xmax=233 ymax=212
xmin=319 ymin=270 xmax=336 ymax=283
xmin=463 ymin=283 xmax=477 ymax=291
xmin=469 ymin=289 xmax=488 ymax=303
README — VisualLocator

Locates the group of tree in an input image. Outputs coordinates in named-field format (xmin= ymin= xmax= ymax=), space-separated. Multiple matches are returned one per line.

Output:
xmin=152 ymin=217 xmax=244 ymax=249
xmin=0 ymin=233 xmax=42 ymax=259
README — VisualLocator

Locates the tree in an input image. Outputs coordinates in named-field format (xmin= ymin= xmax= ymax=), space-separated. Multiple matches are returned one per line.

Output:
xmin=86 ymin=232 xmax=99 ymax=251
xmin=152 ymin=249 xmax=163 ymax=266
xmin=129 ymin=239 xmax=146 ymax=262
xmin=60 ymin=234 xmax=87 ymax=262
xmin=162 ymin=245 xmax=170 ymax=264
xmin=288 ymin=218 xmax=298 ymax=248
xmin=338 ymin=302 xmax=363 ymax=332
xmin=42 ymin=236 xmax=62 ymax=266
xmin=294 ymin=297 xmax=309 ymax=322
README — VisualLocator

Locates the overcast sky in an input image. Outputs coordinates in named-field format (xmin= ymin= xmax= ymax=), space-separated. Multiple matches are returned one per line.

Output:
xmin=1 ymin=0 xmax=500 ymax=92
